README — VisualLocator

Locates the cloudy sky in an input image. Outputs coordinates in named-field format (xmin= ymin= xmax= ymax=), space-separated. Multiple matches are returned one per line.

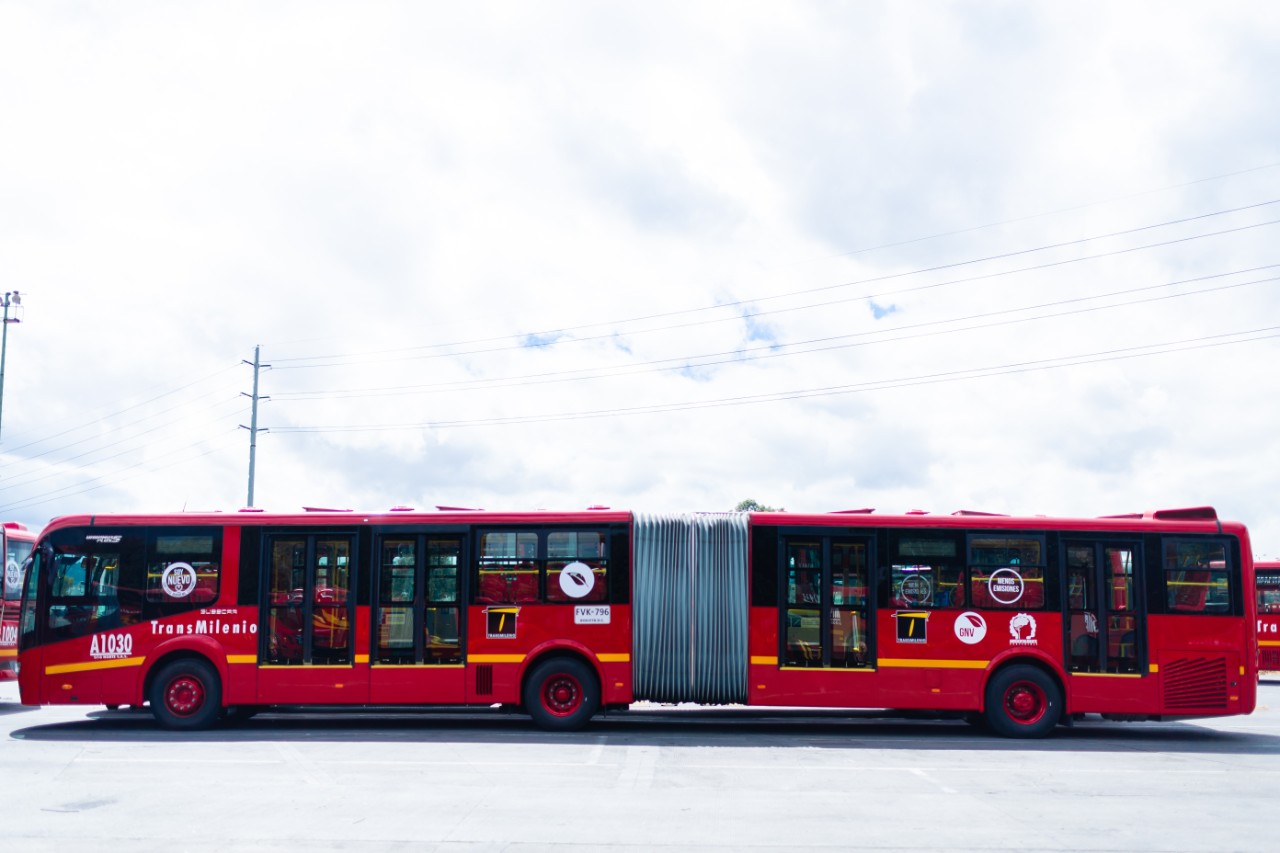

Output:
xmin=1 ymin=2 xmax=1278 ymax=555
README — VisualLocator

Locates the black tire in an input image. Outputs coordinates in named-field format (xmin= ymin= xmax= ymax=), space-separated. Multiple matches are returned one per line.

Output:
xmin=983 ymin=664 xmax=1062 ymax=738
xmin=523 ymin=657 xmax=600 ymax=732
xmin=149 ymin=658 xmax=223 ymax=731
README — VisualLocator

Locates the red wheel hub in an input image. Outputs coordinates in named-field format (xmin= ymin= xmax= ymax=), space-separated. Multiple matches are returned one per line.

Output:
xmin=542 ymin=675 xmax=582 ymax=716
xmin=1004 ymin=680 xmax=1046 ymax=725
xmin=165 ymin=676 xmax=206 ymax=717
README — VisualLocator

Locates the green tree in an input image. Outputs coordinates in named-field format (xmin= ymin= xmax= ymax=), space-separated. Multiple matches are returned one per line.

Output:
xmin=734 ymin=499 xmax=781 ymax=512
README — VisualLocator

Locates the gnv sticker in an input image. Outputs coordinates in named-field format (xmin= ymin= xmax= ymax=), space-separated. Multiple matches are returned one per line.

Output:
xmin=161 ymin=562 xmax=198 ymax=599
xmin=4 ymin=558 xmax=20 ymax=594
xmin=954 ymin=611 xmax=987 ymax=644
xmin=558 ymin=561 xmax=595 ymax=599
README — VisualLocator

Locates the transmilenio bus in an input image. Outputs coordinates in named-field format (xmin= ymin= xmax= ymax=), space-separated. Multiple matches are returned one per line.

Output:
xmin=15 ymin=505 xmax=1257 ymax=737
xmin=1 ymin=522 xmax=37 ymax=680
xmin=1256 ymin=560 xmax=1280 ymax=670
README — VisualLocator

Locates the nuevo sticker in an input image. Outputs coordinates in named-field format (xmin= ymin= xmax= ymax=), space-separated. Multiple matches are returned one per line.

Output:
xmin=161 ymin=562 xmax=198 ymax=599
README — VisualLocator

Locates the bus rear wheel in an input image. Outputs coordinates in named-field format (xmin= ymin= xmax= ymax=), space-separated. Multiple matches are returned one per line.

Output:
xmin=524 ymin=657 xmax=600 ymax=732
xmin=149 ymin=658 xmax=222 ymax=731
xmin=984 ymin=664 xmax=1061 ymax=738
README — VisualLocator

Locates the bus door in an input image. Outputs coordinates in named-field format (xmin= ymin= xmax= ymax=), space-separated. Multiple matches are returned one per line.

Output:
xmin=780 ymin=535 xmax=872 ymax=669
xmin=1062 ymin=540 xmax=1143 ymax=674
xmin=369 ymin=533 xmax=466 ymax=703
xmin=258 ymin=533 xmax=365 ymax=704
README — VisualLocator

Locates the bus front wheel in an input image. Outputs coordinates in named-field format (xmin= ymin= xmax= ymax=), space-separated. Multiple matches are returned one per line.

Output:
xmin=523 ymin=657 xmax=600 ymax=732
xmin=149 ymin=658 xmax=222 ymax=731
xmin=984 ymin=664 xmax=1062 ymax=738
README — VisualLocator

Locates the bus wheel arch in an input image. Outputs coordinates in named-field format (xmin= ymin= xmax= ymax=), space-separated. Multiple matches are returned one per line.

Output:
xmin=145 ymin=653 xmax=223 ymax=731
xmin=982 ymin=660 xmax=1064 ymax=738
xmin=521 ymin=652 xmax=601 ymax=732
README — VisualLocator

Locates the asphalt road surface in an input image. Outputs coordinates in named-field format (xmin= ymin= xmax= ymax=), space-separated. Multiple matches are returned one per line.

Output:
xmin=3 ymin=677 xmax=1279 ymax=852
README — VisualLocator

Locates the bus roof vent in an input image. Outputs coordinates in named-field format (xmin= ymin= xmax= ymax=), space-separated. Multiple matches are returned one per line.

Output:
xmin=238 ymin=507 xmax=265 ymax=513
xmin=587 ymin=505 xmax=611 ymax=510
xmin=436 ymin=505 xmax=482 ymax=511
xmin=388 ymin=505 xmax=415 ymax=512
xmin=302 ymin=506 xmax=352 ymax=513
xmin=952 ymin=510 xmax=1010 ymax=517
xmin=906 ymin=509 xmax=930 ymax=515
xmin=1 ymin=521 xmax=28 ymax=530
xmin=833 ymin=508 xmax=875 ymax=514
xmin=1099 ymin=512 xmax=1142 ymax=519
xmin=1151 ymin=506 xmax=1218 ymax=522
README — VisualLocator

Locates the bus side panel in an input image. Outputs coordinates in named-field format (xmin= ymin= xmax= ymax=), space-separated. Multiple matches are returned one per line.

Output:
xmin=1150 ymin=614 xmax=1252 ymax=715
xmin=464 ymin=602 xmax=633 ymax=706
xmin=17 ymin=646 xmax=43 ymax=704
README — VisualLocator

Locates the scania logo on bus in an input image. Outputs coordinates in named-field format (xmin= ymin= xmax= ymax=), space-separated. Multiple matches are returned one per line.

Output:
xmin=89 ymin=632 xmax=133 ymax=660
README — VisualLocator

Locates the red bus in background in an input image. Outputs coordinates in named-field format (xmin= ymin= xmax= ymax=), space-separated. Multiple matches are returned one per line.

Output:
xmin=15 ymin=505 xmax=1257 ymax=737
xmin=1255 ymin=560 xmax=1280 ymax=670
xmin=0 ymin=522 xmax=37 ymax=680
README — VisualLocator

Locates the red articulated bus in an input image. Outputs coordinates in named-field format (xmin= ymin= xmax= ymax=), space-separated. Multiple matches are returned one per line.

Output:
xmin=15 ymin=505 xmax=1257 ymax=737
xmin=0 ymin=522 xmax=36 ymax=680
xmin=1255 ymin=560 xmax=1280 ymax=670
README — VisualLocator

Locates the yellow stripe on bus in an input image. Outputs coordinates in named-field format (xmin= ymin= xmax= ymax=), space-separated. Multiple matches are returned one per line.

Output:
xmin=226 ymin=655 xmax=258 ymax=664
xmin=467 ymin=654 xmax=526 ymax=664
xmin=878 ymin=658 xmax=989 ymax=670
xmin=1259 ymin=640 xmax=1280 ymax=648
xmin=45 ymin=657 xmax=146 ymax=675
xmin=0 ymin=649 xmax=15 ymax=659
xmin=596 ymin=654 xmax=630 ymax=663
xmin=750 ymin=656 xmax=778 ymax=666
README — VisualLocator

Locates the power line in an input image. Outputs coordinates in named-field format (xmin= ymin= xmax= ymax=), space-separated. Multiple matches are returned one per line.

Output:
xmin=0 ymin=364 xmax=241 ymax=455
xmin=0 ymin=397 xmax=245 ymax=494
xmin=270 ymin=265 xmax=1279 ymax=401
xmin=269 ymin=326 xmax=1280 ymax=434
xmin=268 ymin=200 xmax=1280 ymax=369
xmin=0 ymin=429 xmax=242 ymax=516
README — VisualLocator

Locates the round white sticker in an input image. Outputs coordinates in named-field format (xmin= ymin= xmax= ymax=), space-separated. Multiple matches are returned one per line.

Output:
xmin=898 ymin=574 xmax=933 ymax=606
xmin=987 ymin=568 xmax=1026 ymax=605
xmin=954 ymin=611 xmax=988 ymax=645
xmin=4 ymin=558 xmax=19 ymax=594
xmin=161 ymin=562 xmax=198 ymax=599
xmin=558 ymin=561 xmax=596 ymax=599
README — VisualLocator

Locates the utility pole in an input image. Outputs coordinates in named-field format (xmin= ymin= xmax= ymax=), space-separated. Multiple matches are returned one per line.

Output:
xmin=240 ymin=345 xmax=270 ymax=507
xmin=0 ymin=291 xmax=23 ymax=441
